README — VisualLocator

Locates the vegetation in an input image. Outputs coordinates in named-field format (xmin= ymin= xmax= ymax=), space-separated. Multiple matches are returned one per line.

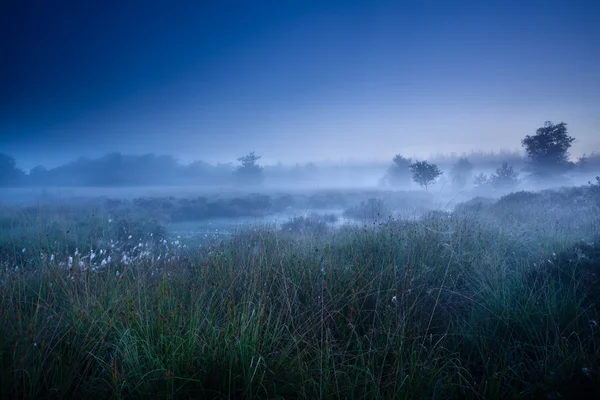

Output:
xmin=449 ymin=157 xmax=473 ymax=191
xmin=429 ymin=149 xmax=526 ymax=170
xmin=1 ymin=183 xmax=599 ymax=399
xmin=409 ymin=160 xmax=442 ymax=191
xmin=489 ymin=161 xmax=520 ymax=190
xmin=383 ymin=155 xmax=412 ymax=187
xmin=577 ymin=152 xmax=600 ymax=174
xmin=3 ymin=120 xmax=600 ymax=189
xmin=473 ymin=172 xmax=489 ymax=188
xmin=342 ymin=198 xmax=392 ymax=223
xmin=522 ymin=121 xmax=576 ymax=180
xmin=234 ymin=152 xmax=264 ymax=185
xmin=0 ymin=153 xmax=25 ymax=187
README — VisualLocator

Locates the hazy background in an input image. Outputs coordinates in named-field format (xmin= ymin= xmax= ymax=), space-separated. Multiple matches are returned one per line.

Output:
xmin=1 ymin=0 xmax=599 ymax=171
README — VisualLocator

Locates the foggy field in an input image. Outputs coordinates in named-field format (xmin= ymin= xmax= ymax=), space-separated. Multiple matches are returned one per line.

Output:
xmin=3 ymin=0 xmax=600 ymax=398
xmin=1 ymin=182 xmax=599 ymax=400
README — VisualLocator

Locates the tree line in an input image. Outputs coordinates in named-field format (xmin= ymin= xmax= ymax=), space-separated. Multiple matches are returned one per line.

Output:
xmin=1 ymin=121 xmax=598 ymax=188
xmin=383 ymin=121 xmax=598 ymax=191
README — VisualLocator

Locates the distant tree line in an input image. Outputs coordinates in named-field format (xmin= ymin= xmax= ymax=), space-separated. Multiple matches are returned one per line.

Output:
xmin=1 ymin=121 xmax=599 ymax=188
xmin=384 ymin=121 xmax=598 ymax=191
xmin=0 ymin=152 xmax=247 ymax=187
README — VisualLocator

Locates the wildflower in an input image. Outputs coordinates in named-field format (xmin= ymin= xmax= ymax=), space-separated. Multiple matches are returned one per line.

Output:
xmin=128 ymin=235 xmax=132 ymax=240
xmin=33 ymin=342 xmax=38 ymax=348
xmin=116 ymin=270 xmax=120 ymax=278
xmin=50 ymin=254 xmax=55 ymax=262
xmin=74 ymin=248 xmax=79 ymax=256
xmin=392 ymin=296 xmax=397 ymax=303
xmin=100 ymin=259 xmax=108 ymax=267
xmin=90 ymin=252 xmax=96 ymax=262
xmin=22 ymin=248 xmax=26 ymax=253
xmin=68 ymin=256 xmax=73 ymax=268
xmin=108 ymin=218 xmax=112 ymax=223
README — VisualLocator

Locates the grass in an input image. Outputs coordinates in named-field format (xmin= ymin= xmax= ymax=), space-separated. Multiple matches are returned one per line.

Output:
xmin=1 ymin=185 xmax=599 ymax=399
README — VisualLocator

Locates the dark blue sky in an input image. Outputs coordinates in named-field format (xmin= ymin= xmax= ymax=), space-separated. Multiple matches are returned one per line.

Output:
xmin=1 ymin=0 xmax=599 ymax=170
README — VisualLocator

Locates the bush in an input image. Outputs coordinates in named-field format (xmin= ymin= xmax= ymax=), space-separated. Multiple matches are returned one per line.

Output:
xmin=280 ymin=214 xmax=336 ymax=236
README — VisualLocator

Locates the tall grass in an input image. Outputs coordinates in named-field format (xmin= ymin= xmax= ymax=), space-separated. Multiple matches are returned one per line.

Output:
xmin=1 ymin=187 xmax=599 ymax=399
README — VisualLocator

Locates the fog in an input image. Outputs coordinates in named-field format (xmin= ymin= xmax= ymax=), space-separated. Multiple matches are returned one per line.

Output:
xmin=2 ymin=1 xmax=600 ymax=398
xmin=1 ymin=144 xmax=598 ymax=245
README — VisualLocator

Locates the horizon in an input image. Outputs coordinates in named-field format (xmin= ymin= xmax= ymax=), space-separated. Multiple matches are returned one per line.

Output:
xmin=5 ymin=146 xmax=535 ymax=172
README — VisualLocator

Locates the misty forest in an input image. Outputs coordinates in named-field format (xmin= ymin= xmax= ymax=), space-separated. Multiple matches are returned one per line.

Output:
xmin=2 ymin=1 xmax=600 ymax=400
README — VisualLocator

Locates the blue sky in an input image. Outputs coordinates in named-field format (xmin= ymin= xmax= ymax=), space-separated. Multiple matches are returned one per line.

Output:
xmin=1 ymin=0 xmax=599 ymax=170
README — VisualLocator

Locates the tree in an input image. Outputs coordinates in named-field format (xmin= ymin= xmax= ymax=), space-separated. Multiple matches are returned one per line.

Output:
xmin=29 ymin=165 xmax=48 ymax=185
xmin=450 ymin=157 xmax=473 ymax=190
xmin=522 ymin=121 xmax=575 ymax=179
xmin=0 ymin=153 xmax=24 ymax=187
xmin=234 ymin=151 xmax=264 ymax=185
xmin=490 ymin=161 xmax=519 ymax=189
xmin=473 ymin=173 xmax=489 ymax=188
xmin=384 ymin=154 xmax=412 ymax=187
xmin=409 ymin=160 xmax=442 ymax=191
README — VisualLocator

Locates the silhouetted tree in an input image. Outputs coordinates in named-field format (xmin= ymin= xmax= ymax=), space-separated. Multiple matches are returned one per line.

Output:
xmin=490 ymin=161 xmax=519 ymax=189
xmin=450 ymin=157 xmax=473 ymax=190
xmin=234 ymin=151 xmax=263 ymax=185
xmin=0 ymin=153 xmax=24 ymax=187
xmin=409 ymin=160 xmax=442 ymax=191
xmin=522 ymin=121 xmax=575 ymax=180
xmin=384 ymin=154 xmax=412 ymax=187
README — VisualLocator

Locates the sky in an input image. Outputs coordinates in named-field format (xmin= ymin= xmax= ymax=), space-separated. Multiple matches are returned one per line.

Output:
xmin=1 ymin=0 xmax=599 ymax=170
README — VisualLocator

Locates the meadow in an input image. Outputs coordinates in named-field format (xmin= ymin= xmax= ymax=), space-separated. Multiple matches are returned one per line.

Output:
xmin=1 ymin=182 xmax=599 ymax=399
